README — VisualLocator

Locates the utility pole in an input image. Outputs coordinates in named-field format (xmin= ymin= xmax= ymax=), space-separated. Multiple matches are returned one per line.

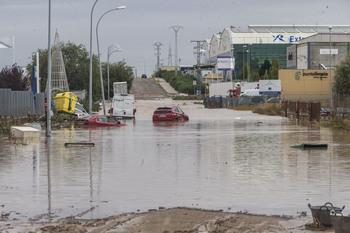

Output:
xmin=168 ymin=44 xmax=172 ymax=66
xmin=191 ymin=40 xmax=206 ymax=96
xmin=153 ymin=42 xmax=163 ymax=72
xmin=169 ymin=25 xmax=183 ymax=76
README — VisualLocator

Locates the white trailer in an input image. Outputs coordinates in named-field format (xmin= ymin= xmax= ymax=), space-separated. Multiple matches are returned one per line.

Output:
xmin=113 ymin=82 xmax=128 ymax=95
xmin=110 ymin=82 xmax=136 ymax=119
xmin=209 ymin=82 xmax=234 ymax=97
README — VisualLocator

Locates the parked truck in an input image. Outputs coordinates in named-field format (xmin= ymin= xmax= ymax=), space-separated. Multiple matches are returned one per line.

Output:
xmin=110 ymin=82 xmax=136 ymax=119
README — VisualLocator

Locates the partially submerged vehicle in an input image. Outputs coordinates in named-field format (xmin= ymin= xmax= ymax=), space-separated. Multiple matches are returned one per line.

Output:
xmin=110 ymin=94 xmax=136 ymax=119
xmin=77 ymin=115 xmax=126 ymax=127
xmin=152 ymin=106 xmax=189 ymax=121
xmin=74 ymin=102 xmax=89 ymax=119
xmin=110 ymin=82 xmax=136 ymax=119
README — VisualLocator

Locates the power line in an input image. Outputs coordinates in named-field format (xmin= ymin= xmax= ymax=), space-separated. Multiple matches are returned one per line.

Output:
xmin=168 ymin=44 xmax=172 ymax=66
xmin=153 ymin=42 xmax=163 ymax=72
xmin=169 ymin=25 xmax=183 ymax=76
xmin=191 ymin=40 xmax=206 ymax=96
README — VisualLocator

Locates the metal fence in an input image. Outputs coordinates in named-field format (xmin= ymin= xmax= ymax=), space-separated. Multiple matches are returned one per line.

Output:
xmin=0 ymin=89 xmax=45 ymax=117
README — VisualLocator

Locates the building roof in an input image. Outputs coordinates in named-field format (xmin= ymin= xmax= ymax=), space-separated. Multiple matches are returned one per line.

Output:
xmin=203 ymin=73 xmax=223 ymax=79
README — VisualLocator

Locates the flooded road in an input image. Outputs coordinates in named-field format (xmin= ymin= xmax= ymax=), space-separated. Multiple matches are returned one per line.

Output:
xmin=1 ymin=99 xmax=350 ymax=221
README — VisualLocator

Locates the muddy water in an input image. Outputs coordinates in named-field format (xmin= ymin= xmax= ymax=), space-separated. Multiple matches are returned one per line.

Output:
xmin=1 ymin=100 xmax=350 ymax=221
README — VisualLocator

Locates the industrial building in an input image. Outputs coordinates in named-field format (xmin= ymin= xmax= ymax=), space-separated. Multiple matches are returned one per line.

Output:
xmin=202 ymin=25 xmax=350 ymax=81
xmin=286 ymin=33 xmax=350 ymax=69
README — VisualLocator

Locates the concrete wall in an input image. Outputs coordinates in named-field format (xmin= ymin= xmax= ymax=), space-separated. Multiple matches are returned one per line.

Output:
xmin=279 ymin=69 xmax=334 ymax=102
xmin=287 ymin=34 xmax=350 ymax=70
xmin=308 ymin=42 xmax=348 ymax=69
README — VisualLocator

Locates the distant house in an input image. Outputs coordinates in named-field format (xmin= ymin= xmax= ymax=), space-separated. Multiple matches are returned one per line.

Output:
xmin=203 ymin=73 xmax=224 ymax=83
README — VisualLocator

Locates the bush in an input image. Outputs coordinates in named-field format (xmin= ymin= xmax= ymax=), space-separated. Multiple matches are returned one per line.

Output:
xmin=51 ymin=112 xmax=77 ymax=123
xmin=253 ymin=104 xmax=281 ymax=116
xmin=173 ymin=96 xmax=204 ymax=100
xmin=154 ymin=70 xmax=196 ymax=95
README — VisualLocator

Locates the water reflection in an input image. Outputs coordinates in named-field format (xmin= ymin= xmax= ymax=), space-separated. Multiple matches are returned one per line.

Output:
xmin=1 ymin=116 xmax=350 ymax=221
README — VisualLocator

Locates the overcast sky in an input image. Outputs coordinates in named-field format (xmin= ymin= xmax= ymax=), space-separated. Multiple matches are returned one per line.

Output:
xmin=1 ymin=0 xmax=350 ymax=76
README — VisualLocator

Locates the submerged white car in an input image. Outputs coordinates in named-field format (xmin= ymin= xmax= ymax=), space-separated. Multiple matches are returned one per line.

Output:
xmin=74 ymin=102 xmax=90 ymax=119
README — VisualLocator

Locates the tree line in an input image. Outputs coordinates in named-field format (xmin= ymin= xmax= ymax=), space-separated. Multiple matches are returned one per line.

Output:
xmin=240 ymin=58 xmax=281 ymax=81
xmin=0 ymin=42 xmax=134 ymax=103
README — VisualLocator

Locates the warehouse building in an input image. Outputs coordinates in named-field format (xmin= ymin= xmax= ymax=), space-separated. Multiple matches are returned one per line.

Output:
xmin=286 ymin=33 xmax=350 ymax=69
xmin=202 ymin=25 xmax=350 ymax=81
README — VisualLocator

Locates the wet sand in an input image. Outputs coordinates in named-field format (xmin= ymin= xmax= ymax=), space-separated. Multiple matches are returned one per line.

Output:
xmin=0 ymin=99 xmax=332 ymax=232
xmin=0 ymin=207 xmax=329 ymax=233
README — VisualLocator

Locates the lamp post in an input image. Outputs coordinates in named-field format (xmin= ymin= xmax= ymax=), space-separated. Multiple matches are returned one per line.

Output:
xmin=329 ymin=26 xmax=333 ymax=108
xmin=46 ymin=0 xmax=52 ymax=137
xmin=89 ymin=0 xmax=99 ymax=115
xmin=107 ymin=45 xmax=122 ymax=103
xmin=243 ymin=45 xmax=247 ymax=80
xmin=96 ymin=6 xmax=126 ymax=115
xmin=246 ymin=49 xmax=250 ymax=82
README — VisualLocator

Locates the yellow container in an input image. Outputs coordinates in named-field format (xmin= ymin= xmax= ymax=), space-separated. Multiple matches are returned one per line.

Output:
xmin=53 ymin=92 xmax=77 ymax=114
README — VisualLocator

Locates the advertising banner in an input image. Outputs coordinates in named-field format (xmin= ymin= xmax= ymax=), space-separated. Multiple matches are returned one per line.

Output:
xmin=217 ymin=56 xmax=235 ymax=70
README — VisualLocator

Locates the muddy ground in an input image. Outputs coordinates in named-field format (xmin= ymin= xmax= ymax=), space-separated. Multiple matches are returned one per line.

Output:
xmin=0 ymin=207 xmax=332 ymax=233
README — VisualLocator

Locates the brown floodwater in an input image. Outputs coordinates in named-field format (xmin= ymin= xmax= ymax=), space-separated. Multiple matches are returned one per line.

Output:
xmin=1 ymin=100 xmax=350 ymax=221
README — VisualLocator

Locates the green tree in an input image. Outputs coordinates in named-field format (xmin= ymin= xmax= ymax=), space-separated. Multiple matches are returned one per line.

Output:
xmin=269 ymin=58 xmax=281 ymax=79
xmin=240 ymin=62 xmax=248 ymax=80
xmin=334 ymin=54 xmax=350 ymax=94
xmin=263 ymin=69 xmax=269 ymax=79
xmin=250 ymin=58 xmax=260 ymax=75
xmin=101 ymin=60 xmax=134 ymax=99
xmin=154 ymin=70 xmax=196 ymax=95
xmin=251 ymin=71 xmax=260 ymax=82
xmin=259 ymin=60 xmax=271 ymax=77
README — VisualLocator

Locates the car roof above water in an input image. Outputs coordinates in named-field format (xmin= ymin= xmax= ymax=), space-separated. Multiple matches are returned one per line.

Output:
xmin=156 ymin=107 xmax=173 ymax=111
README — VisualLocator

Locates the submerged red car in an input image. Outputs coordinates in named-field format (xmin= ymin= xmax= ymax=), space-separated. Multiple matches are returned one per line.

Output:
xmin=77 ymin=115 xmax=126 ymax=127
xmin=152 ymin=106 xmax=189 ymax=121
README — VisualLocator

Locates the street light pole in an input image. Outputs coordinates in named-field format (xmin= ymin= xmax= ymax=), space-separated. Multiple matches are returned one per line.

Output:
xmin=107 ymin=45 xmax=122 ymax=103
xmin=243 ymin=45 xmax=247 ymax=80
xmin=46 ymin=0 xmax=52 ymax=137
xmin=96 ymin=6 xmax=126 ymax=115
xmin=329 ymin=26 xmax=333 ymax=108
xmin=246 ymin=49 xmax=250 ymax=82
xmin=89 ymin=0 xmax=99 ymax=115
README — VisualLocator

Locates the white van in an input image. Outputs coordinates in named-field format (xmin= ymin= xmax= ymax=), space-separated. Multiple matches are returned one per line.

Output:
xmin=240 ymin=89 xmax=261 ymax=96
xmin=110 ymin=94 xmax=136 ymax=119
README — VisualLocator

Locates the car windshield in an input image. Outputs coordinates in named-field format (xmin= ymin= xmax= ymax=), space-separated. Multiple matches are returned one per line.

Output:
xmin=75 ymin=102 xmax=87 ymax=112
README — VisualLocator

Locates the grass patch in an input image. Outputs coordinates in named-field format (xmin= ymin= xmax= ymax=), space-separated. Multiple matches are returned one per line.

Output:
xmin=173 ymin=95 xmax=204 ymax=101
xmin=51 ymin=112 xmax=77 ymax=123
xmin=0 ymin=115 xmax=39 ymax=135
xmin=319 ymin=117 xmax=350 ymax=132
xmin=253 ymin=104 xmax=282 ymax=116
